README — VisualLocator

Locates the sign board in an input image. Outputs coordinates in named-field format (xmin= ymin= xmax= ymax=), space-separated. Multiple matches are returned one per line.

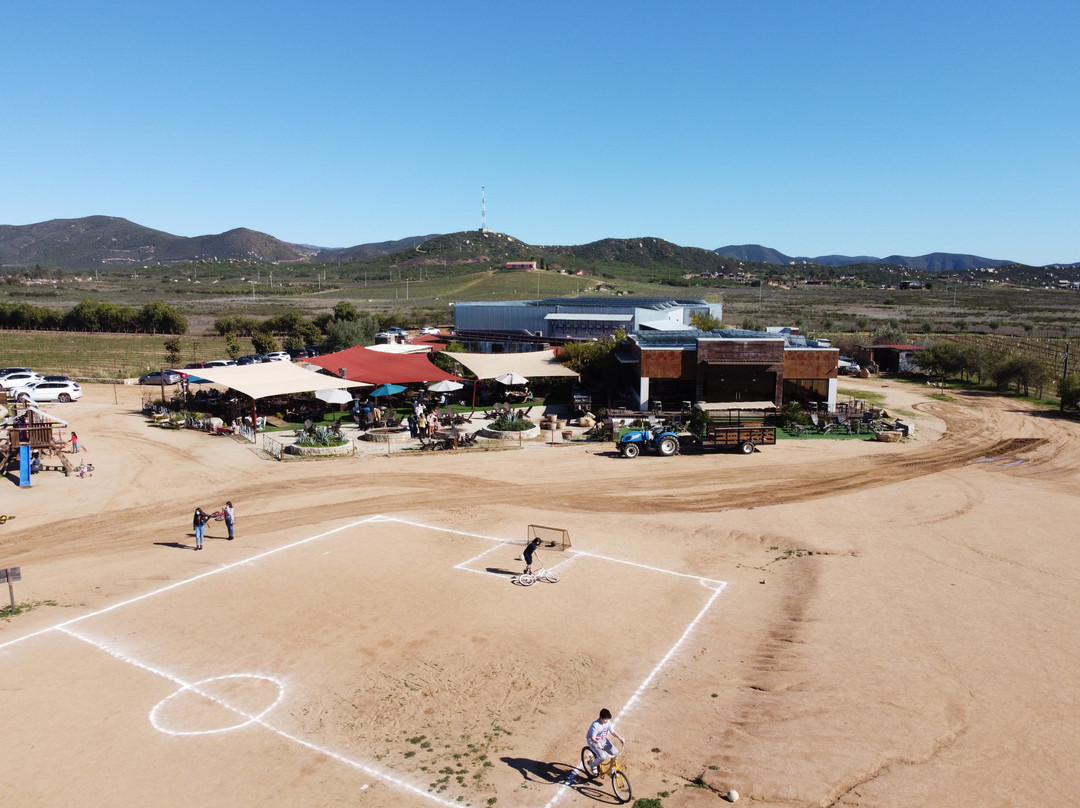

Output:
xmin=0 ymin=567 xmax=22 ymax=583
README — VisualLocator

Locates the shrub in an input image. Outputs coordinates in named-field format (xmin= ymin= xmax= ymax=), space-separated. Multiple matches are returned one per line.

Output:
xmin=295 ymin=426 xmax=349 ymax=447
xmin=489 ymin=417 xmax=535 ymax=431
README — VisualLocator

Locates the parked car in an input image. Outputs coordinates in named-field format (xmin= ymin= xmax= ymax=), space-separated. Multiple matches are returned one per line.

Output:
xmin=304 ymin=346 xmax=322 ymax=357
xmin=12 ymin=380 xmax=83 ymax=403
xmin=385 ymin=327 xmax=408 ymax=336
xmin=184 ymin=362 xmax=211 ymax=369
xmin=235 ymin=354 xmax=263 ymax=365
xmin=286 ymin=348 xmax=310 ymax=359
xmin=419 ymin=326 xmax=441 ymax=335
xmin=42 ymin=375 xmax=71 ymax=382
xmin=138 ymin=370 xmax=182 ymax=385
xmin=838 ymin=356 xmax=861 ymax=375
xmin=203 ymin=359 xmax=235 ymax=367
xmin=0 ymin=370 xmax=44 ymax=389
xmin=263 ymin=351 xmax=291 ymax=362
xmin=0 ymin=367 xmax=34 ymax=378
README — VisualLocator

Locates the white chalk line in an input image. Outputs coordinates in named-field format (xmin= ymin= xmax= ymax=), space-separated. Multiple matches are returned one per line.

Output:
xmin=0 ymin=514 xmax=382 ymax=654
xmin=2 ymin=513 xmax=729 ymax=808
xmin=54 ymin=624 xmax=458 ymax=804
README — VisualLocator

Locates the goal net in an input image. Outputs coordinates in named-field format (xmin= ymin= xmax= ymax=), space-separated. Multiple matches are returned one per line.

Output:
xmin=527 ymin=524 xmax=571 ymax=551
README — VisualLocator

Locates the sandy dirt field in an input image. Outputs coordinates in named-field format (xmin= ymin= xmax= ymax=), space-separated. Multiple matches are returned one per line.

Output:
xmin=1 ymin=379 xmax=1078 ymax=808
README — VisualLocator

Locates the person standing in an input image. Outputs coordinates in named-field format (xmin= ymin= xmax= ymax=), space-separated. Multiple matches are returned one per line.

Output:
xmin=223 ymin=501 xmax=235 ymax=540
xmin=193 ymin=507 xmax=209 ymax=551
xmin=585 ymin=708 xmax=625 ymax=777
xmin=69 ymin=432 xmax=81 ymax=453
xmin=522 ymin=536 xmax=542 ymax=575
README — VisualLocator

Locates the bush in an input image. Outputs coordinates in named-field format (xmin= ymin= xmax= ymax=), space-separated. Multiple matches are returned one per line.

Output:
xmin=295 ymin=426 xmax=349 ymax=447
xmin=489 ymin=417 xmax=536 ymax=431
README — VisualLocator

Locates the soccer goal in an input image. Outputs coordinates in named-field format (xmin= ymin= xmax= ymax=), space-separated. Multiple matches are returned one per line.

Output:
xmin=527 ymin=524 xmax=571 ymax=551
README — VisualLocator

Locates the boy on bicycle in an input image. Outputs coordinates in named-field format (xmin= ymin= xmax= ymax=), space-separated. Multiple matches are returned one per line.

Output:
xmin=585 ymin=708 xmax=625 ymax=776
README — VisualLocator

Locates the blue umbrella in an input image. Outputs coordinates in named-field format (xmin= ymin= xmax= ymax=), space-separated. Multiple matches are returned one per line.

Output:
xmin=369 ymin=383 xmax=407 ymax=397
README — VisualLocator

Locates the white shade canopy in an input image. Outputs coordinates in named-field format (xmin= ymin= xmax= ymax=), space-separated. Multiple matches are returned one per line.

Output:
xmin=495 ymin=372 xmax=528 ymax=386
xmin=315 ymin=388 xmax=353 ymax=404
xmin=427 ymin=380 xmax=464 ymax=393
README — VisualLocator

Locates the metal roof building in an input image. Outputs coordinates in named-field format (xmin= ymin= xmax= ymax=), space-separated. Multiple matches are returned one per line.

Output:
xmin=453 ymin=297 xmax=723 ymax=340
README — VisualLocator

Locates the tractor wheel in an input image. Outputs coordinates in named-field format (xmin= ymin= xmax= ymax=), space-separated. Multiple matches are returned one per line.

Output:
xmin=738 ymin=441 xmax=755 ymax=455
xmin=620 ymin=443 xmax=640 ymax=458
xmin=657 ymin=436 xmax=678 ymax=457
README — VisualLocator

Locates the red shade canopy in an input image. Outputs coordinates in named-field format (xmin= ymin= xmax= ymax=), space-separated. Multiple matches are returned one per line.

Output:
xmin=305 ymin=346 xmax=465 ymax=385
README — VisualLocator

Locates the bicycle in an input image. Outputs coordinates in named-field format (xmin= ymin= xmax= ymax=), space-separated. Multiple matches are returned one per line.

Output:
xmin=511 ymin=567 xmax=560 ymax=586
xmin=580 ymin=746 xmax=632 ymax=803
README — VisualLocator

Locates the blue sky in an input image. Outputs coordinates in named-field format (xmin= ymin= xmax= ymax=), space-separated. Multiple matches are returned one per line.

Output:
xmin=3 ymin=1 xmax=1078 ymax=265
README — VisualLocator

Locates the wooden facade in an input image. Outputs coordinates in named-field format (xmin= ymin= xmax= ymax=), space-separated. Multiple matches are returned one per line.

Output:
xmin=632 ymin=336 xmax=838 ymax=410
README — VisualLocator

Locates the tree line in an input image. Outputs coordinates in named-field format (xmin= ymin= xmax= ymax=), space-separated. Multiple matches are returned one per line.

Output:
xmin=0 ymin=299 xmax=188 ymax=334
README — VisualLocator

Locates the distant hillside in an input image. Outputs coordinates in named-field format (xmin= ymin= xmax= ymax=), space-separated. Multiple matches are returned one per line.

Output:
xmin=714 ymin=244 xmax=1015 ymax=271
xmin=0 ymin=216 xmax=428 ymax=270
xmin=2 ymin=216 xmax=1070 ymax=274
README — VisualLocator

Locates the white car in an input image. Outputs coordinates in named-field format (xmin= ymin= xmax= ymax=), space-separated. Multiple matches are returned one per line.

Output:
xmin=12 ymin=380 xmax=83 ymax=403
xmin=263 ymin=351 xmax=291 ymax=362
xmin=0 ymin=370 xmax=44 ymax=389
xmin=419 ymin=327 xmax=441 ymax=335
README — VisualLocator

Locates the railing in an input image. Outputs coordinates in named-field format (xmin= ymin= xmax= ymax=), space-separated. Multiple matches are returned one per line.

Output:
xmin=262 ymin=435 xmax=283 ymax=461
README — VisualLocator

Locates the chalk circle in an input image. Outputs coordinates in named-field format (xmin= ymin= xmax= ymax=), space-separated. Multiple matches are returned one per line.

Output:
xmin=150 ymin=673 xmax=284 ymax=736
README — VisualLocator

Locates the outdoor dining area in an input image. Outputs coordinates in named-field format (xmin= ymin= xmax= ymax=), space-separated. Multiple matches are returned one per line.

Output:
xmin=141 ymin=345 xmax=581 ymax=454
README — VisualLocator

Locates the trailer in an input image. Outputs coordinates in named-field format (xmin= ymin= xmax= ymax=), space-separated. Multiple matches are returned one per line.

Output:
xmin=686 ymin=424 xmax=776 ymax=454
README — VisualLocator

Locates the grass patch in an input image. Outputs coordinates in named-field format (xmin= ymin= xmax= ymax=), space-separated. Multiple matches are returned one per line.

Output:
xmin=0 ymin=599 xmax=59 ymax=619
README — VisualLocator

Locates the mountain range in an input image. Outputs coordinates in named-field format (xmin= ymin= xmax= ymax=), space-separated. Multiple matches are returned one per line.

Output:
xmin=0 ymin=216 xmax=1068 ymax=272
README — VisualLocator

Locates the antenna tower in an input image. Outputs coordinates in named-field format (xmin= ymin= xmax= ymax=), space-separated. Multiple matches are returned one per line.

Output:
xmin=480 ymin=186 xmax=488 ymax=232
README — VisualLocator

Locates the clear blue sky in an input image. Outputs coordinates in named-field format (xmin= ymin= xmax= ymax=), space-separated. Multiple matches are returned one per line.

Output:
xmin=4 ymin=1 xmax=1078 ymax=265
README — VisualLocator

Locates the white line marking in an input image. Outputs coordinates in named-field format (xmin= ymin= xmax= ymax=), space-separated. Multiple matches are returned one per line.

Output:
xmin=3 ymin=513 xmax=730 ymax=808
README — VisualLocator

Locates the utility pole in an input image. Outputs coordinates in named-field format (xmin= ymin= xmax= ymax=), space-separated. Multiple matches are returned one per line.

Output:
xmin=1061 ymin=343 xmax=1071 ymax=412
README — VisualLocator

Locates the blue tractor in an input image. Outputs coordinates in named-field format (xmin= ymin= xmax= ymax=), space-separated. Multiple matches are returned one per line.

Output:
xmin=617 ymin=423 xmax=681 ymax=458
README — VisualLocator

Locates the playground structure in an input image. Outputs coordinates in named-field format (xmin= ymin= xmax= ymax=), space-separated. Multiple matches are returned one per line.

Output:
xmin=0 ymin=399 xmax=73 ymax=479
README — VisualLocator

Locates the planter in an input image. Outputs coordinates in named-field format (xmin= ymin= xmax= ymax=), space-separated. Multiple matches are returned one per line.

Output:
xmin=361 ymin=427 xmax=412 ymax=444
xmin=284 ymin=442 xmax=354 ymax=456
xmin=561 ymin=430 xmax=574 ymax=440
xmin=478 ymin=425 xmax=542 ymax=441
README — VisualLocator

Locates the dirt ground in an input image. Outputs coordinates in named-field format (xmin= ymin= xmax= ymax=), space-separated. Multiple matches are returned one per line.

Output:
xmin=2 ymin=378 xmax=1078 ymax=808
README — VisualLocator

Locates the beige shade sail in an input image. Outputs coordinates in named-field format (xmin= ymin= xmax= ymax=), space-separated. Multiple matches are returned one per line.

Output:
xmin=439 ymin=349 xmax=578 ymax=381
xmin=176 ymin=362 xmax=364 ymax=400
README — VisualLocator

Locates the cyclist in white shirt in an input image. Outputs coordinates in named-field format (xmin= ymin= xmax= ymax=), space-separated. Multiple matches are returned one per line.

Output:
xmin=585 ymin=708 xmax=625 ymax=776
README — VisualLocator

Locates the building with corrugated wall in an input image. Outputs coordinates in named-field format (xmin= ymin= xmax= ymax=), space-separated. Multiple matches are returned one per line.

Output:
xmin=453 ymin=297 xmax=723 ymax=340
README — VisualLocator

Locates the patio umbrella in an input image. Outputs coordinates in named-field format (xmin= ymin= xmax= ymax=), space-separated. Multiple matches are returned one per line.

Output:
xmin=315 ymin=388 xmax=353 ymax=404
xmin=495 ymin=372 xmax=528 ymax=386
xmin=427 ymin=380 xmax=464 ymax=393
xmin=369 ymin=383 xmax=407 ymax=398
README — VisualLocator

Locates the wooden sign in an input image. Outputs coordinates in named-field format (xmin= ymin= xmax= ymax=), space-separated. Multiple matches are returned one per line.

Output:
xmin=0 ymin=567 xmax=21 ymax=583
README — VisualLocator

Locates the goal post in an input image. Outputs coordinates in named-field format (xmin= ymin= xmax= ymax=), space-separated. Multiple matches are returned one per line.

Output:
xmin=527 ymin=524 xmax=571 ymax=551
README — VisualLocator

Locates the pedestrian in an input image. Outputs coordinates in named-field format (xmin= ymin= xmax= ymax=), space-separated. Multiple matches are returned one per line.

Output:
xmin=69 ymin=432 xmax=81 ymax=453
xmin=408 ymin=413 xmax=418 ymax=438
xmin=222 ymin=501 xmax=235 ymax=540
xmin=192 ymin=507 xmax=210 ymax=551
xmin=585 ymin=708 xmax=625 ymax=777
xmin=416 ymin=410 xmax=427 ymax=438
xmin=522 ymin=535 xmax=542 ymax=575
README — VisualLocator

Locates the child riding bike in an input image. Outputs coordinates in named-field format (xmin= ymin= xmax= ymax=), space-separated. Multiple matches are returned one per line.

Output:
xmin=585 ymin=708 xmax=625 ymax=776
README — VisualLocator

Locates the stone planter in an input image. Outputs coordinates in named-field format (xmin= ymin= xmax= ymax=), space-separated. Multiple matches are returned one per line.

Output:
xmin=284 ymin=442 xmax=354 ymax=456
xmin=478 ymin=425 xmax=542 ymax=441
xmin=360 ymin=427 xmax=412 ymax=444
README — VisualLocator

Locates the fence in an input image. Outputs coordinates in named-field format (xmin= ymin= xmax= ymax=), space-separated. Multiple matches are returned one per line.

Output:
xmin=263 ymin=435 xmax=284 ymax=461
